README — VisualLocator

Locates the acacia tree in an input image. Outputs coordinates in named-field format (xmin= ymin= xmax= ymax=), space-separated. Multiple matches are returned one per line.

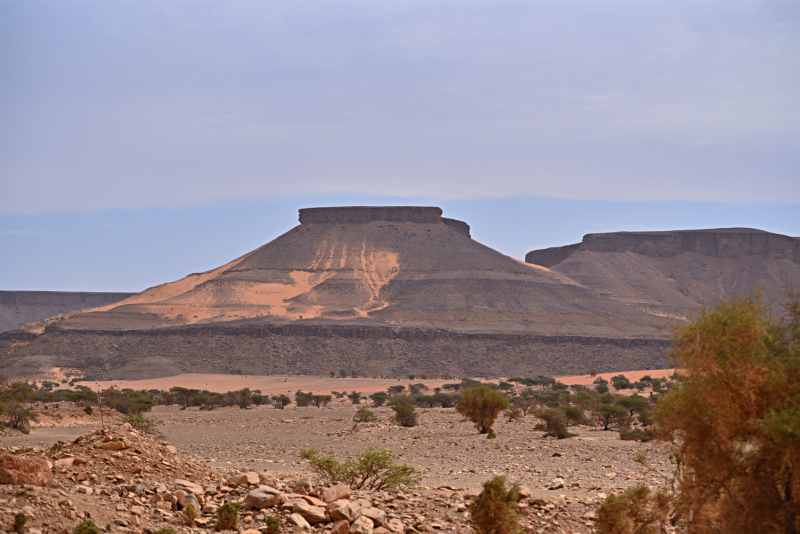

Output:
xmin=653 ymin=296 xmax=800 ymax=534
xmin=456 ymin=386 xmax=509 ymax=435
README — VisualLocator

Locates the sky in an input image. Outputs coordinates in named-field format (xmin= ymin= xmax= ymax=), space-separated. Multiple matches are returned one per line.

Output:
xmin=1 ymin=1 xmax=798 ymax=291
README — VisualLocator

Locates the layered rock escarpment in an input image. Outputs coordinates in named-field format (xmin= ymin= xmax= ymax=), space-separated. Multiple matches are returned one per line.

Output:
xmin=526 ymin=228 xmax=800 ymax=267
xmin=0 ymin=291 xmax=135 ymax=332
xmin=1 ymin=207 xmax=672 ymax=379
xmin=526 ymin=228 xmax=800 ymax=320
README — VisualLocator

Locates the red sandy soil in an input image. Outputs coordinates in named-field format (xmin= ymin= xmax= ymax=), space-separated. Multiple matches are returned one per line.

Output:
xmin=63 ymin=369 xmax=677 ymax=395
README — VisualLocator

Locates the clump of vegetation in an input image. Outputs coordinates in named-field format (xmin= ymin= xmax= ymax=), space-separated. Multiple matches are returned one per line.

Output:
xmin=391 ymin=398 xmax=418 ymax=427
xmin=353 ymin=407 xmax=377 ymax=423
xmin=619 ymin=428 xmax=655 ymax=442
xmin=591 ymin=404 xmax=632 ymax=431
xmin=72 ymin=519 xmax=101 ymax=534
xmin=154 ymin=529 xmax=176 ymax=534
xmin=300 ymin=447 xmax=420 ymax=491
xmin=456 ymin=386 xmax=509 ymax=434
xmin=469 ymin=476 xmax=519 ymax=534
xmin=183 ymin=503 xmax=197 ymax=526
xmin=533 ymin=408 xmax=572 ymax=439
xmin=125 ymin=414 xmax=161 ymax=437
xmin=596 ymin=485 xmax=670 ymax=534
xmin=264 ymin=516 xmax=281 ymax=534
xmin=83 ymin=405 xmax=93 ymax=415
xmin=652 ymin=295 xmax=800 ymax=533
xmin=272 ymin=395 xmax=291 ymax=409
xmin=13 ymin=512 xmax=27 ymax=534
xmin=215 ymin=502 xmax=241 ymax=531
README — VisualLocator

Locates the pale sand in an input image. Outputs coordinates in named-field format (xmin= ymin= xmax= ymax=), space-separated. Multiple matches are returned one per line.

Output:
xmin=70 ymin=369 xmax=678 ymax=395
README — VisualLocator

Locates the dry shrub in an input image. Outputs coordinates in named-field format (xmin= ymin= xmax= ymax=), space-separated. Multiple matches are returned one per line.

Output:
xmin=456 ymin=386 xmax=509 ymax=434
xmin=655 ymin=295 xmax=800 ymax=533
xmin=469 ymin=476 xmax=519 ymax=534
xmin=596 ymin=485 xmax=670 ymax=534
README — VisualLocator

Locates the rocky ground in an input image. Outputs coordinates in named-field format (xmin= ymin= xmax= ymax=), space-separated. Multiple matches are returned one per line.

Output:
xmin=0 ymin=401 xmax=675 ymax=534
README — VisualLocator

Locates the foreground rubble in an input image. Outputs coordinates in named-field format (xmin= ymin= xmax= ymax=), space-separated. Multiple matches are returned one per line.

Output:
xmin=0 ymin=421 xmax=608 ymax=534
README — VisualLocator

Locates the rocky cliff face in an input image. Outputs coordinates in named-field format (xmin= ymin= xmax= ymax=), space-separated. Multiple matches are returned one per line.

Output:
xmin=2 ymin=206 xmax=673 ymax=379
xmin=0 ymin=291 xmax=135 ymax=332
xmin=525 ymin=228 xmax=800 ymax=320
xmin=527 ymin=228 xmax=800 ymax=267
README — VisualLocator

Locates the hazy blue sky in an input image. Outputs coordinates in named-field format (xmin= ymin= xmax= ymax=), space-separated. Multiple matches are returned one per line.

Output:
xmin=1 ymin=1 xmax=798 ymax=291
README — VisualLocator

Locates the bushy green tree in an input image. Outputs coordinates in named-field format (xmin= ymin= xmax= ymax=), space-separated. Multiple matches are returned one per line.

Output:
xmin=456 ymin=386 xmax=509 ymax=434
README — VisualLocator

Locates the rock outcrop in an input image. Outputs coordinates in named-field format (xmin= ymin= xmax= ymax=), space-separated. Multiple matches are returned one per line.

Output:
xmin=0 ymin=291 xmax=134 ymax=332
xmin=526 ymin=228 xmax=800 ymax=320
xmin=0 ymin=453 xmax=53 ymax=486
xmin=526 ymin=228 xmax=800 ymax=267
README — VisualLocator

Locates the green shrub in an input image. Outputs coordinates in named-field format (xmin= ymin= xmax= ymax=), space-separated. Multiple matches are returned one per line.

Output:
xmin=391 ymin=399 xmax=418 ymax=427
xmin=354 ymin=407 xmax=377 ymax=423
xmin=559 ymin=405 xmax=585 ymax=425
xmin=154 ymin=529 xmax=176 ymax=534
xmin=619 ymin=428 xmax=656 ymax=442
xmin=264 ymin=516 xmax=281 ymax=534
xmin=300 ymin=447 xmax=420 ymax=491
xmin=14 ymin=512 xmax=27 ymax=534
xmin=456 ymin=386 xmax=510 ymax=434
xmin=469 ymin=476 xmax=519 ymax=534
xmin=83 ymin=405 xmax=93 ymax=415
xmin=592 ymin=404 xmax=632 ymax=431
xmin=534 ymin=408 xmax=572 ymax=439
xmin=184 ymin=503 xmax=197 ymax=526
xmin=125 ymin=414 xmax=161 ymax=437
xmin=596 ymin=485 xmax=669 ymax=534
xmin=72 ymin=520 xmax=101 ymax=534
xmin=215 ymin=502 xmax=241 ymax=531
xmin=487 ymin=432 xmax=497 ymax=439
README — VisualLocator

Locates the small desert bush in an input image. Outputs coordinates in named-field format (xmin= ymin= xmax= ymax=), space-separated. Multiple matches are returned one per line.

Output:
xmin=154 ymin=529 xmax=176 ymax=534
xmin=183 ymin=503 xmax=197 ymax=526
xmin=534 ymin=408 xmax=572 ymax=439
xmin=559 ymin=405 xmax=585 ymax=425
xmin=264 ymin=516 xmax=281 ymax=534
xmin=215 ymin=502 xmax=241 ymax=531
xmin=469 ymin=476 xmax=519 ymax=534
xmin=456 ymin=386 xmax=509 ymax=434
xmin=72 ymin=520 xmax=101 ymax=534
xmin=619 ymin=428 xmax=656 ymax=442
xmin=596 ymin=485 xmax=670 ymax=534
xmin=354 ymin=407 xmax=377 ymax=423
xmin=14 ymin=513 xmax=27 ymax=534
xmin=391 ymin=399 xmax=418 ymax=427
xmin=300 ymin=447 xmax=420 ymax=491
xmin=125 ymin=414 xmax=161 ymax=437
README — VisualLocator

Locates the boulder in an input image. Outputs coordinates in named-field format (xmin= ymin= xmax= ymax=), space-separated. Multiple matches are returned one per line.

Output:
xmin=54 ymin=458 xmax=75 ymax=468
xmin=516 ymin=485 xmax=533 ymax=501
xmin=174 ymin=479 xmax=204 ymax=494
xmin=384 ymin=519 xmax=404 ymax=534
xmin=321 ymin=484 xmax=352 ymax=503
xmin=548 ymin=478 xmax=565 ymax=490
xmin=351 ymin=516 xmax=374 ymax=534
xmin=360 ymin=507 xmax=386 ymax=527
xmin=331 ymin=520 xmax=350 ymax=534
xmin=0 ymin=454 xmax=52 ymax=486
xmin=293 ymin=477 xmax=313 ymax=495
xmin=182 ymin=493 xmax=201 ymax=512
xmin=245 ymin=471 xmax=260 ymax=485
xmin=286 ymin=513 xmax=311 ymax=529
xmin=100 ymin=440 xmax=130 ymax=450
xmin=293 ymin=502 xmax=327 ymax=524
xmin=245 ymin=488 xmax=277 ymax=509
xmin=301 ymin=495 xmax=327 ymax=507
xmin=259 ymin=473 xmax=278 ymax=487
xmin=328 ymin=500 xmax=362 ymax=522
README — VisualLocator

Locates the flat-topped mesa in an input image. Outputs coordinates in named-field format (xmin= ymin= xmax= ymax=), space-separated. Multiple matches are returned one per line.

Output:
xmin=298 ymin=206 xmax=470 ymax=237
xmin=526 ymin=228 xmax=800 ymax=267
